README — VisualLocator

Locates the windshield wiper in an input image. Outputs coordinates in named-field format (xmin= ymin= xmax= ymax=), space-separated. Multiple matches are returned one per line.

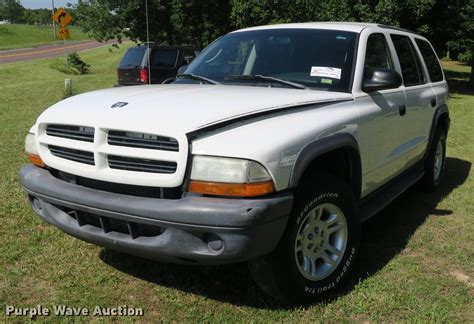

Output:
xmin=177 ymin=73 xmax=220 ymax=85
xmin=225 ymin=75 xmax=307 ymax=89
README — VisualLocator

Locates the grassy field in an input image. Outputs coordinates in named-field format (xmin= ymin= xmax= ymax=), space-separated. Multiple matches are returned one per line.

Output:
xmin=0 ymin=48 xmax=473 ymax=321
xmin=0 ymin=24 xmax=91 ymax=50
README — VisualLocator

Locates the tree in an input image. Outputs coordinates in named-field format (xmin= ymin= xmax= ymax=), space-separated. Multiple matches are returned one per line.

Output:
xmin=230 ymin=0 xmax=352 ymax=29
xmin=0 ymin=0 xmax=25 ymax=23
xmin=73 ymin=0 xmax=474 ymax=86
xmin=446 ymin=0 xmax=474 ymax=85
xmin=171 ymin=0 xmax=231 ymax=49
xmin=22 ymin=9 xmax=52 ymax=25
xmin=75 ymin=0 xmax=230 ymax=48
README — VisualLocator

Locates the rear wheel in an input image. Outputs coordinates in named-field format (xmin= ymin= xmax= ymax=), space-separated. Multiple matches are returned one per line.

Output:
xmin=420 ymin=128 xmax=446 ymax=192
xmin=249 ymin=174 xmax=360 ymax=304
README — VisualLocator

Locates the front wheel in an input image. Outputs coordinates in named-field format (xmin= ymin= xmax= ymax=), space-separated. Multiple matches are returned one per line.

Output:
xmin=249 ymin=175 xmax=360 ymax=304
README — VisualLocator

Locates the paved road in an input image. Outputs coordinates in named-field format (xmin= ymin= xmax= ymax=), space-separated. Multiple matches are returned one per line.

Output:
xmin=0 ymin=40 xmax=107 ymax=64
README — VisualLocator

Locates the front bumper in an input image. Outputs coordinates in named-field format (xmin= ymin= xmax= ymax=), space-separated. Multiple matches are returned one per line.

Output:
xmin=19 ymin=165 xmax=293 ymax=264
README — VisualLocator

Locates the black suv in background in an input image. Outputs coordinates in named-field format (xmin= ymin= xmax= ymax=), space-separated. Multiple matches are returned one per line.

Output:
xmin=117 ymin=44 xmax=198 ymax=85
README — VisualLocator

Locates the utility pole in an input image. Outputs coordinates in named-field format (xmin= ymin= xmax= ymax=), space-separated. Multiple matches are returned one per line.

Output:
xmin=51 ymin=0 xmax=56 ymax=39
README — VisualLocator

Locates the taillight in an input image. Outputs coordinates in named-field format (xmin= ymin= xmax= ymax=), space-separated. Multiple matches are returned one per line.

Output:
xmin=140 ymin=68 xmax=148 ymax=84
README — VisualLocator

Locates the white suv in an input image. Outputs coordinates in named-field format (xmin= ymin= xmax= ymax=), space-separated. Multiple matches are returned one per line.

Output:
xmin=21 ymin=22 xmax=449 ymax=304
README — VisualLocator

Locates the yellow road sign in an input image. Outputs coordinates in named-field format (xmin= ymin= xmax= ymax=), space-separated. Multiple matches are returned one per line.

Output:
xmin=53 ymin=8 xmax=73 ymax=27
xmin=57 ymin=27 xmax=70 ymax=40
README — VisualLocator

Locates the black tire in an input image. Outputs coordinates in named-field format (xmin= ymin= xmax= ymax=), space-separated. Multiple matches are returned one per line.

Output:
xmin=249 ymin=174 xmax=360 ymax=305
xmin=420 ymin=128 xmax=447 ymax=192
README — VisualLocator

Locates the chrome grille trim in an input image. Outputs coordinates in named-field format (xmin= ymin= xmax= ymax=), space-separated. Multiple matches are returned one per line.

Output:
xmin=46 ymin=124 xmax=94 ymax=142
xmin=39 ymin=123 xmax=187 ymax=186
xmin=107 ymin=130 xmax=179 ymax=152
xmin=49 ymin=145 xmax=95 ymax=166
xmin=108 ymin=155 xmax=177 ymax=174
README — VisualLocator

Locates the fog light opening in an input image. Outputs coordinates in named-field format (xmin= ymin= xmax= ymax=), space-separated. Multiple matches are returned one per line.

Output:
xmin=30 ymin=196 xmax=43 ymax=213
xmin=204 ymin=233 xmax=224 ymax=252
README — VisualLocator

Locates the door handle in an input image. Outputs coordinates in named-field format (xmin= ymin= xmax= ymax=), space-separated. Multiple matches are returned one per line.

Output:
xmin=431 ymin=98 xmax=437 ymax=107
xmin=399 ymin=105 xmax=406 ymax=116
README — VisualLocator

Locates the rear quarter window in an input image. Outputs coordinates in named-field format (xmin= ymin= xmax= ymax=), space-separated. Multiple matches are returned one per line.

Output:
xmin=415 ymin=39 xmax=444 ymax=82
xmin=119 ymin=47 xmax=146 ymax=68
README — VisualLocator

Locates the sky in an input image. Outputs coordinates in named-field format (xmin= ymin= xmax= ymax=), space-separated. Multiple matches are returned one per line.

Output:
xmin=21 ymin=0 xmax=79 ymax=10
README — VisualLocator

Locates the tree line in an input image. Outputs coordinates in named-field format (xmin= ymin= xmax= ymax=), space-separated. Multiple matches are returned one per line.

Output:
xmin=74 ymin=0 xmax=473 ymax=84
xmin=1 ymin=0 xmax=472 ymax=83
xmin=0 ymin=0 xmax=81 ymax=25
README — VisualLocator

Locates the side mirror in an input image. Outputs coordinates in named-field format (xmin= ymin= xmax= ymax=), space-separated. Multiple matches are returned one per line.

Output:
xmin=362 ymin=68 xmax=402 ymax=92
xmin=177 ymin=65 xmax=188 ymax=75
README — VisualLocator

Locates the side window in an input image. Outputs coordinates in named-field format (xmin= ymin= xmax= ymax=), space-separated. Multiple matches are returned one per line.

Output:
xmin=151 ymin=49 xmax=178 ymax=68
xmin=415 ymin=39 xmax=444 ymax=82
xmin=364 ymin=33 xmax=394 ymax=79
xmin=391 ymin=34 xmax=425 ymax=86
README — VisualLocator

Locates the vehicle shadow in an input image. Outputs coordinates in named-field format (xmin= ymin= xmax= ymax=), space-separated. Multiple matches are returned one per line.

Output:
xmin=443 ymin=69 xmax=474 ymax=96
xmin=99 ymin=157 xmax=471 ymax=309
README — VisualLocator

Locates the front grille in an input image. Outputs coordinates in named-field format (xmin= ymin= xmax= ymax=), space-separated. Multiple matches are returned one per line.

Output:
xmin=67 ymin=210 xmax=163 ymax=239
xmin=108 ymin=155 xmax=177 ymax=174
xmin=108 ymin=130 xmax=179 ymax=152
xmin=46 ymin=124 xmax=94 ymax=142
xmin=49 ymin=145 xmax=95 ymax=165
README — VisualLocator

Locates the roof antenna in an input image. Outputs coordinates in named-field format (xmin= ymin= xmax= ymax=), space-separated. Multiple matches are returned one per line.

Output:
xmin=145 ymin=0 xmax=151 ymax=85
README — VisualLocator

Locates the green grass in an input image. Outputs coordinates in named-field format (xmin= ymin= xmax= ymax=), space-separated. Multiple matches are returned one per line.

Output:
xmin=0 ymin=24 xmax=91 ymax=50
xmin=0 ymin=50 xmax=473 ymax=322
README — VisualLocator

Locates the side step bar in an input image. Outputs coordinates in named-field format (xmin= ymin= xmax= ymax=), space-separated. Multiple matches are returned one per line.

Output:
xmin=359 ymin=163 xmax=425 ymax=222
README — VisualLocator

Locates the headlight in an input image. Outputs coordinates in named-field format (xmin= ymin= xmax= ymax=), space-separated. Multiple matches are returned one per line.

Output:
xmin=25 ymin=133 xmax=46 ymax=167
xmin=25 ymin=133 xmax=38 ymax=155
xmin=188 ymin=155 xmax=274 ymax=197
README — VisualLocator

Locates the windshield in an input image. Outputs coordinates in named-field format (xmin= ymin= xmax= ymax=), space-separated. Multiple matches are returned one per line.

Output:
xmin=178 ymin=28 xmax=357 ymax=92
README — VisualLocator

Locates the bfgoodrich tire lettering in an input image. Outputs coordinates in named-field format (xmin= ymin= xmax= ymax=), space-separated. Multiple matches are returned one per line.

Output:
xmin=249 ymin=174 xmax=360 ymax=304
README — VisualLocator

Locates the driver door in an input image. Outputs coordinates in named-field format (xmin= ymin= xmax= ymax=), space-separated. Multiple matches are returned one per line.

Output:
xmin=355 ymin=33 xmax=407 ymax=196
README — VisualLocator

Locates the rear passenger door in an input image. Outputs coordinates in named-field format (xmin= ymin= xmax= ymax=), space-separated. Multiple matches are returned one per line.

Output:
xmin=390 ymin=34 xmax=437 ymax=167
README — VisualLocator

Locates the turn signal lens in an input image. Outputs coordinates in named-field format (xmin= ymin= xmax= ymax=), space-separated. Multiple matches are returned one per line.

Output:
xmin=27 ymin=153 xmax=46 ymax=168
xmin=188 ymin=180 xmax=274 ymax=197
xmin=25 ymin=132 xmax=46 ymax=167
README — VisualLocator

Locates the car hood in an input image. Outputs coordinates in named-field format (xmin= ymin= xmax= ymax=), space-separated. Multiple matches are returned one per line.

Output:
xmin=37 ymin=84 xmax=353 ymax=134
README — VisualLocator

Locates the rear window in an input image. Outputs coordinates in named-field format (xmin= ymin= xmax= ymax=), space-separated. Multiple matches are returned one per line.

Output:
xmin=119 ymin=47 xmax=146 ymax=68
xmin=151 ymin=49 xmax=178 ymax=67
xmin=415 ymin=39 xmax=444 ymax=82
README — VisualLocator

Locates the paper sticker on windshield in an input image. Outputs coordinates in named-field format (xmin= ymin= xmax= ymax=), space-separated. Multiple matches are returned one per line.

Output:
xmin=310 ymin=66 xmax=342 ymax=79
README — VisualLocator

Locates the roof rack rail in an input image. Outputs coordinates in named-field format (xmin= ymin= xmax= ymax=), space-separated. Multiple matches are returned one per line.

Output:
xmin=137 ymin=41 xmax=155 ymax=47
xmin=377 ymin=24 xmax=418 ymax=35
